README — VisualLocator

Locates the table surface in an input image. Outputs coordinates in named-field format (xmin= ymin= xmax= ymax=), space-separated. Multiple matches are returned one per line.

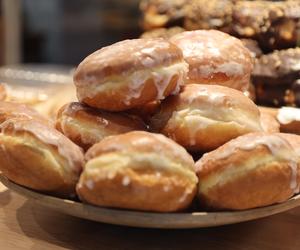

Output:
xmin=1 ymin=183 xmax=300 ymax=250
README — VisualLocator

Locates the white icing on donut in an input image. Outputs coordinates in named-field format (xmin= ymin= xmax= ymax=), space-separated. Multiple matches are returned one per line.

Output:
xmin=277 ymin=107 xmax=300 ymax=125
xmin=170 ymin=30 xmax=251 ymax=80
xmin=198 ymin=62 xmax=244 ymax=78
xmin=78 ymin=62 xmax=188 ymax=105
xmin=203 ymin=134 xmax=299 ymax=193
xmin=0 ymin=119 xmax=83 ymax=174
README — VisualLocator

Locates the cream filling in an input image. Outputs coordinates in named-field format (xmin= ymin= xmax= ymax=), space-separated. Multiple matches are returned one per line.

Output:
xmin=77 ymin=62 xmax=188 ymax=103
xmin=84 ymin=152 xmax=198 ymax=184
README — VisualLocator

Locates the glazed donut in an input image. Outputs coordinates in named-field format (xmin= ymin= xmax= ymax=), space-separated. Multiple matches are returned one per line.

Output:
xmin=56 ymin=102 xmax=146 ymax=150
xmin=150 ymin=84 xmax=262 ymax=152
xmin=0 ymin=118 xmax=84 ymax=197
xmin=76 ymin=131 xmax=198 ymax=212
xmin=169 ymin=30 xmax=253 ymax=91
xmin=0 ymin=101 xmax=52 ymax=126
xmin=74 ymin=38 xmax=188 ymax=111
xmin=260 ymin=111 xmax=280 ymax=133
xmin=195 ymin=132 xmax=300 ymax=210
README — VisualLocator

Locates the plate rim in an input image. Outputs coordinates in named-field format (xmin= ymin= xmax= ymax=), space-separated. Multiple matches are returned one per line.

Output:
xmin=1 ymin=174 xmax=300 ymax=229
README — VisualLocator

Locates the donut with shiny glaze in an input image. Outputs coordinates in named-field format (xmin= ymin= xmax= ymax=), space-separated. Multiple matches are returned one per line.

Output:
xmin=170 ymin=30 xmax=253 ymax=91
xmin=74 ymin=38 xmax=188 ymax=111
xmin=150 ymin=84 xmax=262 ymax=152
xmin=76 ymin=131 xmax=198 ymax=212
xmin=56 ymin=102 xmax=146 ymax=150
xmin=0 ymin=118 xmax=84 ymax=197
xmin=196 ymin=132 xmax=300 ymax=210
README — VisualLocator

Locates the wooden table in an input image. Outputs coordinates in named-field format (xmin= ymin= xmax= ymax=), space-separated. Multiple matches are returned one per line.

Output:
xmin=1 ymin=183 xmax=300 ymax=250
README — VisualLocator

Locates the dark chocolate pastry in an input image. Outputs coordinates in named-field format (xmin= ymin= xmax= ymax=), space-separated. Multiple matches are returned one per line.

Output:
xmin=232 ymin=1 xmax=300 ymax=52
xmin=184 ymin=0 xmax=233 ymax=32
xmin=140 ymin=0 xmax=190 ymax=30
xmin=252 ymin=48 xmax=300 ymax=107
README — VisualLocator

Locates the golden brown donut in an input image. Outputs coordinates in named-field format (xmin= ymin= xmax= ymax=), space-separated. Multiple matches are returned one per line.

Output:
xmin=150 ymin=84 xmax=262 ymax=152
xmin=260 ymin=111 xmax=280 ymax=133
xmin=76 ymin=131 xmax=198 ymax=212
xmin=56 ymin=102 xmax=147 ymax=150
xmin=0 ymin=118 xmax=84 ymax=197
xmin=74 ymin=38 xmax=188 ymax=111
xmin=278 ymin=133 xmax=300 ymax=156
xmin=195 ymin=132 xmax=300 ymax=210
xmin=0 ymin=101 xmax=52 ymax=126
xmin=169 ymin=30 xmax=253 ymax=91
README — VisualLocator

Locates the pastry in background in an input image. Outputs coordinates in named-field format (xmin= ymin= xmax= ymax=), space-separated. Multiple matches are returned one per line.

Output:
xmin=74 ymin=38 xmax=188 ymax=111
xmin=252 ymin=48 xmax=300 ymax=107
xmin=196 ymin=132 xmax=300 ymax=210
xmin=232 ymin=1 xmax=300 ymax=52
xmin=170 ymin=30 xmax=253 ymax=90
xmin=33 ymin=84 xmax=77 ymax=119
xmin=141 ymin=26 xmax=185 ymax=39
xmin=150 ymin=84 xmax=262 ymax=152
xmin=140 ymin=0 xmax=189 ymax=30
xmin=184 ymin=0 xmax=233 ymax=32
xmin=0 ymin=101 xmax=52 ymax=126
xmin=77 ymin=131 xmax=198 ymax=212
xmin=56 ymin=102 xmax=146 ymax=150
xmin=0 ymin=118 xmax=84 ymax=198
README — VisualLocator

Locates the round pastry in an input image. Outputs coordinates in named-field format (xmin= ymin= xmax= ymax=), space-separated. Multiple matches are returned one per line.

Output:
xmin=260 ymin=111 xmax=280 ymax=133
xmin=0 ymin=101 xmax=52 ymax=126
xmin=195 ymin=132 xmax=300 ymax=210
xmin=169 ymin=30 xmax=253 ymax=91
xmin=74 ymin=38 xmax=188 ymax=111
xmin=150 ymin=84 xmax=262 ymax=152
xmin=56 ymin=102 xmax=147 ymax=150
xmin=76 ymin=131 xmax=198 ymax=212
xmin=0 ymin=118 xmax=84 ymax=197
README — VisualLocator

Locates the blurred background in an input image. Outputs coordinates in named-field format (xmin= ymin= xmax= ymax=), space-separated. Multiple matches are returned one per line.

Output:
xmin=0 ymin=0 xmax=141 ymax=66
xmin=1 ymin=0 xmax=300 ymax=110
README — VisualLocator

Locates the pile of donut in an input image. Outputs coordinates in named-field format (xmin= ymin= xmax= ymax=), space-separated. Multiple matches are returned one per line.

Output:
xmin=1 ymin=29 xmax=300 ymax=213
